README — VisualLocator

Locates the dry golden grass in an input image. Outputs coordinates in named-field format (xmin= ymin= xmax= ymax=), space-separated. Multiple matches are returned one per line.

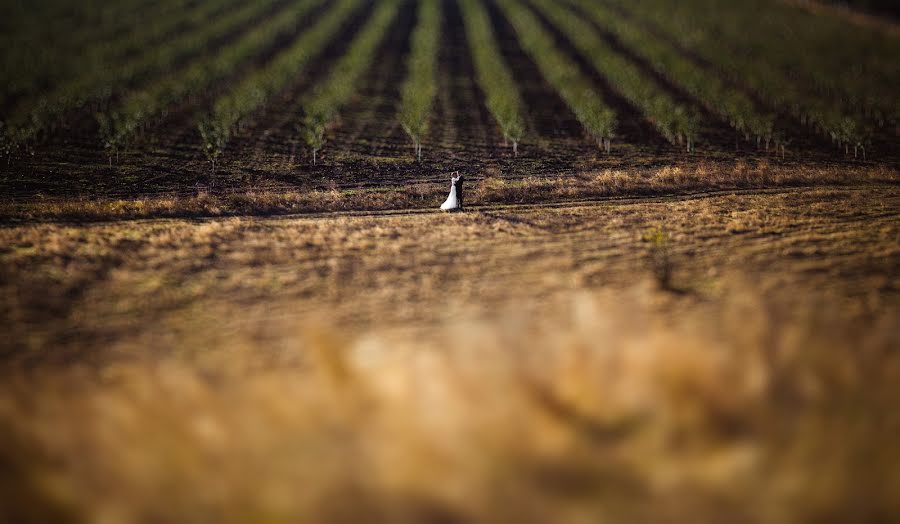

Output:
xmin=1 ymin=162 xmax=894 ymax=221
xmin=476 ymin=161 xmax=896 ymax=203
xmin=1 ymin=186 xmax=898 ymax=522
xmin=2 ymin=186 xmax=896 ymax=360
xmin=1 ymin=284 xmax=898 ymax=523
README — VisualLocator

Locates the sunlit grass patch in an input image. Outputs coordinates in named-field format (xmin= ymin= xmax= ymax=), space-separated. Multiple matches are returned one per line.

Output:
xmin=0 ymin=284 xmax=897 ymax=523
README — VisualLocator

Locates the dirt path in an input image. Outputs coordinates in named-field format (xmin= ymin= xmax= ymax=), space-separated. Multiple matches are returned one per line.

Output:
xmin=162 ymin=183 xmax=900 ymax=221
xmin=2 ymin=182 xmax=893 ymax=224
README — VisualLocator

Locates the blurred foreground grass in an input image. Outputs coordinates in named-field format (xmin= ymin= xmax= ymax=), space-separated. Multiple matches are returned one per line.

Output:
xmin=1 ymin=283 xmax=898 ymax=523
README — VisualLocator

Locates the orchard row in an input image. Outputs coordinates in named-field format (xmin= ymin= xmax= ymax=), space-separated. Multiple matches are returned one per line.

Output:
xmin=1 ymin=0 xmax=896 ymax=167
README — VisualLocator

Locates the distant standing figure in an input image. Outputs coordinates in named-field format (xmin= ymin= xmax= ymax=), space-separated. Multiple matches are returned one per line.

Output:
xmin=440 ymin=171 xmax=464 ymax=211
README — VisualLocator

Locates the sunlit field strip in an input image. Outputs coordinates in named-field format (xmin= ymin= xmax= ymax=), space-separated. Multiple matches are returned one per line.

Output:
xmin=0 ymin=186 xmax=897 ymax=522
xmin=495 ymin=0 xmax=616 ymax=153
xmin=459 ymin=0 xmax=526 ymax=156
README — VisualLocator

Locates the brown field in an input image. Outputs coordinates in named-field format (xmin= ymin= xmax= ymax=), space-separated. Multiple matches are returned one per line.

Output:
xmin=2 ymin=0 xmax=899 ymax=520
xmin=2 ymin=184 xmax=899 ymax=522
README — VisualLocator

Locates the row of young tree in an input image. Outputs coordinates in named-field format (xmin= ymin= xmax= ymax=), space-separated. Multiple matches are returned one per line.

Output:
xmin=398 ymin=0 xmax=440 ymax=161
xmin=3 ymin=0 xmax=274 ymax=164
xmin=197 ymin=0 xmax=364 ymax=170
xmin=99 ymin=0 xmax=329 ymax=166
xmin=459 ymin=0 xmax=525 ymax=156
xmin=566 ymin=0 xmax=784 ymax=155
xmin=3 ymin=0 xmax=894 ymax=166
xmin=662 ymin=0 xmax=897 ymax=129
xmin=530 ymin=0 xmax=700 ymax=152
xmin=609 ymin=0 xmax=889 ymax=157
xmin=292 ymin=0 xmax=402 ymax=165
xmin=495 ymin=0 xmax=617 ymax=153
xmin=0 ymin=0 xmax=186 ymax=105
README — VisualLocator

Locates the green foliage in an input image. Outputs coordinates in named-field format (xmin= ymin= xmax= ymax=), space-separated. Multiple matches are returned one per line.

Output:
xmin=530 ymin=0 xmax=699 ymax=150
xmin=459 ymin=0 xmax=526 ymax=156
xmin=610 ymin=0 xmax=886 ymax=153
xmin=1 ymin=0 xmax=182 ymax=104
xmin=297 ymin=113 xmax=327 ymax=165
xmin=496 ymin=0 xmax=616 ymax=151
xmin=5 ymin=0 xmax=256 ymax=150
xmin=101 ymin=0 xmax=329 ymax=158
xmin=568 ymin=0 xmax=778 ymax=149
xmin=4 ymin=0 xmax=892 ymax=166
xmin=201 ymin=0 xmax=358 ymax=159
xmin=398 ymin=0 xmax=440 ymax=161
xmin=198 ymin=119 xmax=228 ymax=171
xmin=296 ymin=0 xmax=402 ymax=164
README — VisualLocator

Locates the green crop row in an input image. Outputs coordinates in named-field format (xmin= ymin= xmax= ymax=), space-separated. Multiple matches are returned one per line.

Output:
xmin=668 ymin=0 xmax=897 ymax=128
xmin=398 ymin=0 xmax=441 ymax=161
xmin=197 ymin=0 xmax=361 ymax=169
xmin=495 ymin=0 xmax=616 ymax=153
xmin=297 ymin=0 xmax=402 ymax=165
xmin=567 ymin=0 xmax=780 ymax=150
xmin=4 ymin=0 xmax=263 ymax=153
xmin=609 ymin=0 xmax=887 ymax=155
xmin=459 ymin=0 xmax=526 ymax=156
xmin=97 ymin=0 xmax=329 ymax=163
xmin=530 ymin=0 xmax=701 ymax=152
xmin=1 ymin=0 xmax=157 ymax=55
xmin=1 ymin=0 xmax=195 ymax=105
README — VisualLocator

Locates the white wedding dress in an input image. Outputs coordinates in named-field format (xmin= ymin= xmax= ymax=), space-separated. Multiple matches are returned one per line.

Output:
xmin=440 ymin=173 xmax=461 ymax=211
xmin=440 ymin=185 xmax=458 ymax=210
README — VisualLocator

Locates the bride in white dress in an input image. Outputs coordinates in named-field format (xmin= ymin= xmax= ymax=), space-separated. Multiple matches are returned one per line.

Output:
xmin=440 ymin=171 xmax=463 ymax=211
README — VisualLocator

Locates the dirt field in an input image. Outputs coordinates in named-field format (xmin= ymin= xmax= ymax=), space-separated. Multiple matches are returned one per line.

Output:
xmin=2 ymin=0 xmax=899 ymax=521
xmin=2 ymin=185 xmax=899 ymax=522
xmin=2 ymin=185 xmax=897 ymax=362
